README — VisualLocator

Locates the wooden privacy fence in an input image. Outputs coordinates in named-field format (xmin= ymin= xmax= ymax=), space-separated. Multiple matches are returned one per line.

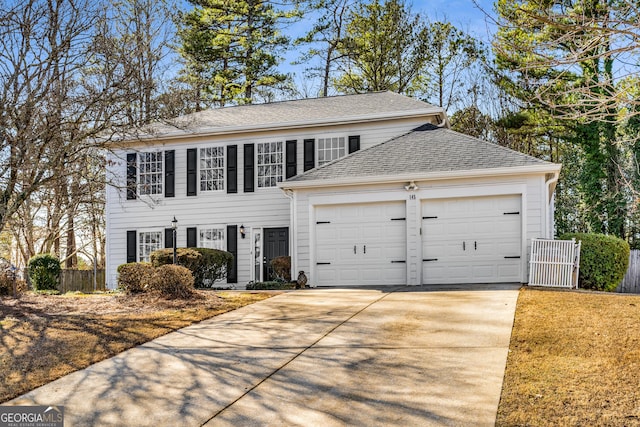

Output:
xmin=528 ymin=238 xmax=581 ymax=288
xmin=58 ymin=269 xmax=106 ymax=293
xmin=616 ymin=250 xmax=640 ymax=294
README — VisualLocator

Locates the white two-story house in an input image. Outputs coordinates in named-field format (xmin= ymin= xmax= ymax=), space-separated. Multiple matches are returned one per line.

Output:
xmin=105 ymin=91 xmax=561 ymax=289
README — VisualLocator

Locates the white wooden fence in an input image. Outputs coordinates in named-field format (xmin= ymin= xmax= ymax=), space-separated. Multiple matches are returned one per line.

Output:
xmin=528 ymin=238 xmax=581 ymax=288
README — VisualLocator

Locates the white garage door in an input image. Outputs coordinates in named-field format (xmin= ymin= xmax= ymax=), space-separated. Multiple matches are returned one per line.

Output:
xmin=422 ymin=195 xmax=522 ymax=284
xmin=315 ymin=202 xmax=407 ymax=286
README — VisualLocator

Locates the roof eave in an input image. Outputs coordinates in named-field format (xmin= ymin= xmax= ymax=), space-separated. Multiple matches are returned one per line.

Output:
xmin=113 ymin=107 xmax=447 ymax=146
xmin=278 ymin=163 xmax=562 ymax=190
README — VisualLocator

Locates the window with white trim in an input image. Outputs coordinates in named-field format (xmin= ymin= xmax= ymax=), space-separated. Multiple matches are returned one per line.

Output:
xmin=200 ymin=147 xmax=224 ymax=191
xmin=138 ymin=152 xmax=163 ymax=195
xmin=257 ymin=141 xmax=283 ymax=188
xmin=199 ymin=228 xmax=225 ymax=250
xmin=317 ymin=137 xmax=346 ymax=166
xmin=138 ymin=231 xmax=162 ymax=262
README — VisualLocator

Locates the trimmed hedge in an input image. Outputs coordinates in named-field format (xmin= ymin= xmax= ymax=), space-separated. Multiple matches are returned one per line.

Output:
xmin=560 ymin=233 xmax=630 ymax=292
xmin=117 ymin=262 xmax=154 ymax=294
xmin=141 ymin=264 xmax=194 ymax=298
xmin=270 ymin=256 xmax=291 ymax=281
xmin=246 ymin=281 xmax=297 ymax=290
xmin=28 ymin=254 xmax=61 ymax=291
xmin=150 ymin=247 xmax=233 ymax=288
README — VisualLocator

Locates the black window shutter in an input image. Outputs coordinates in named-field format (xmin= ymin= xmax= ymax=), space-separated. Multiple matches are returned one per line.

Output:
xmin=286 ymin=140 xmax=297 ymax=179
xmin=187 ymin=148 xmax=197 ymax=196
xmin=227 ymin=145 xmax=237 ymax=194
xmin=165 ymin=150 xmax=175 ymax=197
xmin=348 ymin=135 xmax=361 ymax=154
xmin=227 ymin=225 xmax=238 ymax=283
xmin=186 ymin=227 xmax=197 ymax=247
xmin=164 ymin=228 xmax=173 ymax=249
xmin=126 ymin=153 xmax=137 ymax=200
xmin=303 ymin=139 xmax=315 ymax=171
xmin=243 ymin=144 xmax=254 ymax=193
xmin=126 ymin=230 xmax=136 ymax=263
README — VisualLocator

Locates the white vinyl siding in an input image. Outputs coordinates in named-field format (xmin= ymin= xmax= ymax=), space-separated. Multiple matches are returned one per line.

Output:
xmin=257 ymin=141 xmax=283 ymax=188
xmin=317 ymin=137 xmax=346 ymax=166
xmin=138 ymin=231 xmax=162 ymax=262
xmin=138 ymin=152 xmax=163 ymax=195
xmin=200 ymin=147 xmax=224 ymax=191
xmin=200 ymin=227 xmax=225 ymax=250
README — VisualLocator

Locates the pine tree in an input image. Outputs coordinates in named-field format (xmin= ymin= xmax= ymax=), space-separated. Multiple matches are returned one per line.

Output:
xmin=178 ymin=0 xmax=297 ymax=105
xmin=493 ymin=0 xmax=631 ymax=238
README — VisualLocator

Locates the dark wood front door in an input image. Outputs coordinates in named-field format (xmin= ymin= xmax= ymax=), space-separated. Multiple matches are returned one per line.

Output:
xmin=264 ymin=227 xmax=289 ymax=281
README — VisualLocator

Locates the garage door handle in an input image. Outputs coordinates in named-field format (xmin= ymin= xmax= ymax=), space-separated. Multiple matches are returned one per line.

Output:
xmin=504 ymin=256 xmax=521 ymax=259
xmin=354 ymin=245 xmax=356 ymax=254
xmin=391 ymin=260 xmax=406 ymax=263
xmin=463 ymin=241 xmax=466 ymax=251
xmin=317 ymin=262 xmax=331 ymax=265
xmin=363 ymin=245 xmax=366 ymax=254
xmin=474 ymin=241 xmax=477 ymax=250
xmin=423 ymin=258 xmax=438 ymax=262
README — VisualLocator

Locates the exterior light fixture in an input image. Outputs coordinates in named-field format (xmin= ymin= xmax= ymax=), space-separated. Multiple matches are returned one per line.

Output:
xmin=171 ymin=216 xmax=178 ymax=264
xmin=239 ymin=224 xmax=246 ymax=239
xmin=404 ymin=181 xmax=419 ymax=191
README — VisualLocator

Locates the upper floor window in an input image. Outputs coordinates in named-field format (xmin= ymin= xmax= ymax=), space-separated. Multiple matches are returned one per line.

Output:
xmin=139 ymin=231 xmax=162 ymax=262
xmin=200 ymin=227 xmax=225 ymax=250
xmin=138 ymin=152 xmax=163 ymax=195
xmin=317 ymin=137 xmax=346 ymax=166
xmin=257 ymin=141 xmax=283 ymax=188
xmin=200 ymin=147 xmax=224 ymax=191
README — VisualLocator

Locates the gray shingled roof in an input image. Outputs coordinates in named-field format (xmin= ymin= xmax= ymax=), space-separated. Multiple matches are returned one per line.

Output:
xmin=288 ymin=124 xmax=554 ymax=182
xmin=135 ymin=91 xmax=442 ymax=139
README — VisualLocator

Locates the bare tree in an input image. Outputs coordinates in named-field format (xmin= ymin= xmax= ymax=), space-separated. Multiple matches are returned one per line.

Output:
xmin=0 ymin=0 xmax=146 ymax=267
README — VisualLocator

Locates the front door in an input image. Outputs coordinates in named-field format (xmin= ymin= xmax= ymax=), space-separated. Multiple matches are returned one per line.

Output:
xmin=263 ymin=227 xmax=289 ymax=281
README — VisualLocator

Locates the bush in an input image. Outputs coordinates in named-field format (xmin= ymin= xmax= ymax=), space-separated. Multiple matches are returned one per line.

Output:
xmin=270 ymin=256 xmax=291 ymax=282
xmin=559 ymin=233 xmax=630 ymax=291
xmin=117 ymin=262 xmax=154 ymax=294
xmin=28 ymin=254 xmax=61 ymax=291
xmin=141 ymin=264 xmax=194 ymax=298
xmin=150 ymin=247 xmax=233 ymax=288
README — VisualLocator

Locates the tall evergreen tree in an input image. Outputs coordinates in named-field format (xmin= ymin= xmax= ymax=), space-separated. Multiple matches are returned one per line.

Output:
xmin=333 ymin=0 xmax=429 ymax=95
xmin=178 ymin=0 xmax=297 ymax=105
xmin=493 ymin=0 xmax=631 ymax=238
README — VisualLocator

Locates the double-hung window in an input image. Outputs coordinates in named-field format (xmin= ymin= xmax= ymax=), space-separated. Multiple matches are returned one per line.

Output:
xmin=138 ymin=231 xmax=162 ymax=262
xmin=317 ymin=137 xmax=346 ymax=166
xmin=138 ymin=152 xmax=163 ymax=195
xmin=199 ymin=228 xmax=225 ymax=250
xmin=257 ymin=141 xmax=283 ymax=188
xmin=200 ymin=147 xmax=225 ymax=191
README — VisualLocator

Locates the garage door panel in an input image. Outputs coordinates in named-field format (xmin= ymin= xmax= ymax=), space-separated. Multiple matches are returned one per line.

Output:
xmin=315 ymin=202 xmax=406 ymax=286
xmin=422 ymin=195 xmax=522 ymax=285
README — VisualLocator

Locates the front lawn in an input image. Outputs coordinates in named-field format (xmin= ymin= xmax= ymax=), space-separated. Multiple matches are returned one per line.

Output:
xmin=0 ymin=290 xmax=277 ymax=403
xmin=497 ymin=288 xmax=640 ymax=426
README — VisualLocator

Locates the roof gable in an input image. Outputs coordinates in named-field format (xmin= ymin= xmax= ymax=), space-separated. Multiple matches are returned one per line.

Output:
xmin=284 ymin=124 xmax=557 ymax=185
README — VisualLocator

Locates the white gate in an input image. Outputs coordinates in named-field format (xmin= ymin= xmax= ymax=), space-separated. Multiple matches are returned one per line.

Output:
xmin=528 ymin=238 xmax=581 ymax=288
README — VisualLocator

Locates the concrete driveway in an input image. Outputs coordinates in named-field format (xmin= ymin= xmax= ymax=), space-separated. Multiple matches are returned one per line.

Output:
xmin=8 ymin=284 xmax=520 ymax=426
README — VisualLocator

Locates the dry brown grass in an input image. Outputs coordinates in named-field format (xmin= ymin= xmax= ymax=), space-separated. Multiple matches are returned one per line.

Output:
xmin=0 ymin=290 xmax=277 ymax=403
xmin=497 ymin=288 xmax=640 ymax=426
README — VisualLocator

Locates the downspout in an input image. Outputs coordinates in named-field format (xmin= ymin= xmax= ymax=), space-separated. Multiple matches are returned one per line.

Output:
xmin=283 ymin=189 xmax=296 ymax=281
xmin=545 ymin=171 xmax=560 ymax=239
